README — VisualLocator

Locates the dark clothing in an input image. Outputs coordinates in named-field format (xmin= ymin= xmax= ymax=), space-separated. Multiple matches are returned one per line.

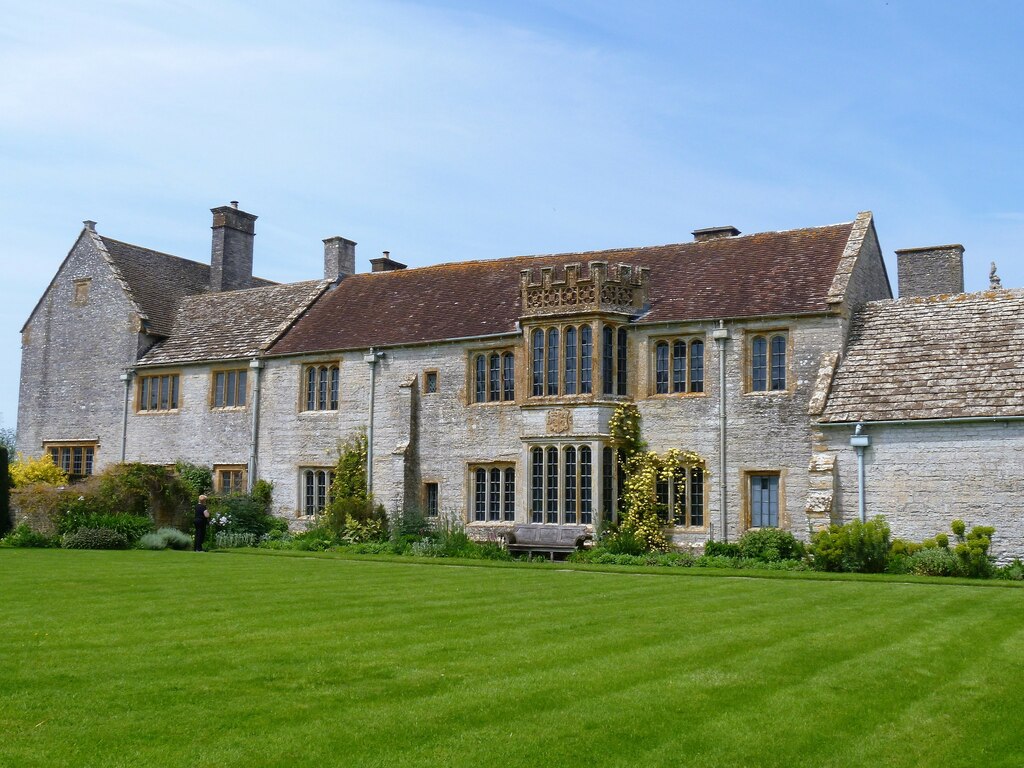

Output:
xmin=194 ymin=502 xmax=209 ymax=552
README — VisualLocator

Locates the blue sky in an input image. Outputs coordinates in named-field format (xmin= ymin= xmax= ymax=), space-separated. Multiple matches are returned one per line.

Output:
xmin=2 ymin=0 xmax=1022 ymax=432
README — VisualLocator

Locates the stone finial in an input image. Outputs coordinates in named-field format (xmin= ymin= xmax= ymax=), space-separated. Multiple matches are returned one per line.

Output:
xmin=83 ymin=220 xmax=97 ymax=232
xmin=990 ymin=261 xmax=1002 ymax=289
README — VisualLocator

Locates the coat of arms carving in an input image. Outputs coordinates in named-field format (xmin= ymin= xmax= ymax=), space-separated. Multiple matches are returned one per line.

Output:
xmin=546 ymin=408 xmax=573 ymax=434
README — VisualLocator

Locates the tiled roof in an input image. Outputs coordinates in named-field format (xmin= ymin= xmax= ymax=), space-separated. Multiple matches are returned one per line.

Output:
xmin=100 ymin=236 xmax=274 ymax=337
xmin=270 ymin=221 xmax=856 ymax=355
xmin=821 ymin=289 xmax=1024 ymax=423
xmin=138 ymin=280 xmax=329 ymax=366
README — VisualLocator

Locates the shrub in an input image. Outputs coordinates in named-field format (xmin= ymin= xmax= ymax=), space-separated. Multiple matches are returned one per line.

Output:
xmin=174 ymin=462 xmax=213 ymax=503
xmin=58 ymin=511 xmax=152 ymax=543
xmin=599 ymin=527 xmax=646 ymax=556
xmin=0 ymin=445 xmax=10 ymax=536
xmin=890 ymin=538 xmax=922 ymax=557
xmin=1 ymin=522 xmax=59 ymax=548
xmin=909 ymin=547 xmax=958 ymax=577
xmin=251 ymin=479 xmax=274 ymax=511
xmin=810 ymin=516 xmax=890 ymax=573
xmin=994 ymin=560 xmax=1024 ymax=581
xmin=9 ymin=453 xmax=68 ymax=488
xmin=738 ymin=528 xmax=804 ymax=562
xmin=208 ymin=494 xmax=279 ymax=538
xmin=62 ymin=527 xmax=130 ymax=550
xmin=139 ymin=532 xmax=168 ymax=550
xmin=704 ymin=540 xmax=741 ymax=558
xmin=953 ymin=524 xmax=995 ymax=578
xmin=156 ymin=527 xmax=192 ymax=550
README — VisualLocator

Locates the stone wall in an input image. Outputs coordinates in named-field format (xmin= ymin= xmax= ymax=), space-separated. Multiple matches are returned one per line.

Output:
xmin=125 ymin=363 xmax=252 ymax=468
xmin=17 ymin=230 xmax=142 ymax=468
xmin=824 ymin=420 xmax=1024 ymax=562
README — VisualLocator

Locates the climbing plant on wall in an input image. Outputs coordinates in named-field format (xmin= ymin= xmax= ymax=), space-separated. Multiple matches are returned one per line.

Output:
xmin=609 ymin=403 xmax=708 ymax=552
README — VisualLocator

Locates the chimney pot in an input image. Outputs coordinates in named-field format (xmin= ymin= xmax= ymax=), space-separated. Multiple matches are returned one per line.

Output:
xmin=230 ymin=201 xmax=239 ymax=209
xmin=370 ymin=251 xmax=407 ymax=273
xmin=83 ymin=220 xmax=97 ymax=232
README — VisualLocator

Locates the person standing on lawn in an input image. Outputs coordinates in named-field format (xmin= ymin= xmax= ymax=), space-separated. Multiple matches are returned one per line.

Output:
xmin=194 ymin=494 xmax=210 ymax=552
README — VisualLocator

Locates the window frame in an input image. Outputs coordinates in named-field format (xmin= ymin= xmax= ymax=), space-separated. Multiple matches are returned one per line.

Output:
xmin=526 ymin=320 xmax=625 ymax=400
xmin=468 ymin=463 xmax=515 ymax=522
xmin=470 ymin=348 xmax=516 ymax=404
xmin=745 ymin=470 xmax=783 ymax=529
xmin=652 ymin=465 xmax=706 ymax=529
xmin=748 ymin=331 xmax=789 ymax=394
xmin=423 ymin=370 xmax=439 ymax=395
xmin=299 ymin=467 xmax=334 ymax=517
xmin=528 ymin=443 xmax=595 ymax=526
xmin=45 ymin=441 xmax=97 ymax=479
xmin=301 ymin=362 xmax=340 ymax=411
xmin=651 ymin=335 xmax=706 ymax=396
xmin=423 ymin=481 xmax=440 ymax=517
xmin=211 ymin=367 xmax=249 ymax=409
xmin=214 ymin=464 xmax=247 ymax=495
xmin=136 ymin=372 xmax=181 ymax=413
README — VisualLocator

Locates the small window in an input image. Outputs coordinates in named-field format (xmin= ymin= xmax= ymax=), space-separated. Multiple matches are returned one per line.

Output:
xmin=46 ymin=442 xmax=97 ymax=479
xmin=424 ymin=482 xmax=439 ymax=517
xmin=750 ymin=474 xmax=780 ymax=528
xmin=138 ymin=373 xmax=180 ymax=412
xmin=215 ymin=465 xmax=246 ymax=495
xmin=72 ymin=278 xmax=91 ymax=306
xmin=303 ymin=364 xmax=340 ymax=410
xmin=300 ymin=468 xmax=333 ymax=516
xmin=213 ymin=369 xmax=248 ymax=408
xmin=424 ymin=371 xmax=438 ymax=394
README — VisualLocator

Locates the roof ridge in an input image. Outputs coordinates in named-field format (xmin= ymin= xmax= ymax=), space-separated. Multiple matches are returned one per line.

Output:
xmin=353 ymin=220 xmax=858 ymax=276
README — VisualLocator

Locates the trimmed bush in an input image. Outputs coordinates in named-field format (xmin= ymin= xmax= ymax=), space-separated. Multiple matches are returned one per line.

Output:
xmin=810 ymin=516 xmax=890 ymax=573
xmin=208 ymin=494 xmax=280 ymax=538
xmin=62 ymin=527 xmax=129 ymax=550
xmin=738 ymin=528 xmax=804 ymax=562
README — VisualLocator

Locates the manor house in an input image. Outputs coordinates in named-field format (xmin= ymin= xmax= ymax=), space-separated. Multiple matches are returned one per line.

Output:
xmin=17 ymin=204 xmax=1024 ymax=558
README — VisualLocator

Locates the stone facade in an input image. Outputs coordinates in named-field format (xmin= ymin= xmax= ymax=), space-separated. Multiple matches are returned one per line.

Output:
xmin=18 ymin=203 xmax=1024 ymax=558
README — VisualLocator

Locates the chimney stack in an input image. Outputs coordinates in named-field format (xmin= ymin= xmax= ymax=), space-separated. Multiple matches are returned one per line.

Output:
xmin=895 ymin=244 xmax=964 ymax=298
xmin=370 ymin=250 xmax=407 ymax=273
xmin=692 ymin=226 xmax=741 ymax=242
xmin=210 ymin=203 xmax=257 ymax=292
xmin=323 ymin=236 xmax=356 ymax=282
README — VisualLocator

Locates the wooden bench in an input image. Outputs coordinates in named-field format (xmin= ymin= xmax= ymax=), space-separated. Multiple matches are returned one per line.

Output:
xmin=506 ymin=524 xmax=592 ymax=561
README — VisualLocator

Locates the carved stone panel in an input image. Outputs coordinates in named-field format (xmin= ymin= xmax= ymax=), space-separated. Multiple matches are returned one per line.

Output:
xmin=546 ymin=408 xmax=573 ymax=434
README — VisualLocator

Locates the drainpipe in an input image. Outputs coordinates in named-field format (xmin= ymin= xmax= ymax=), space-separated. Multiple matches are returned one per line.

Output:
xmin=119 ymin=370 xmax=134 ymax=462
xmin=712 ymin=322 xmax=730 ymax=541
xmin=246 ymin=358 xmax=264 ymax=492
xmin=364 ymin=348 xmax=385 ymax=496
xmin=850 ymin=422 xmax=871 ymax=522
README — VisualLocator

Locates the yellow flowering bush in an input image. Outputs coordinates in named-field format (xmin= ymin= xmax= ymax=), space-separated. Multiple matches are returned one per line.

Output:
xmin=9 ymin=453 xmax=68 ymax=488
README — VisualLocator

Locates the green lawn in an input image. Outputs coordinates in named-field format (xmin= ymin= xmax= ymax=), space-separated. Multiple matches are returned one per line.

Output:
xmin=2 ymin=550 xmax=1023 ymax=767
